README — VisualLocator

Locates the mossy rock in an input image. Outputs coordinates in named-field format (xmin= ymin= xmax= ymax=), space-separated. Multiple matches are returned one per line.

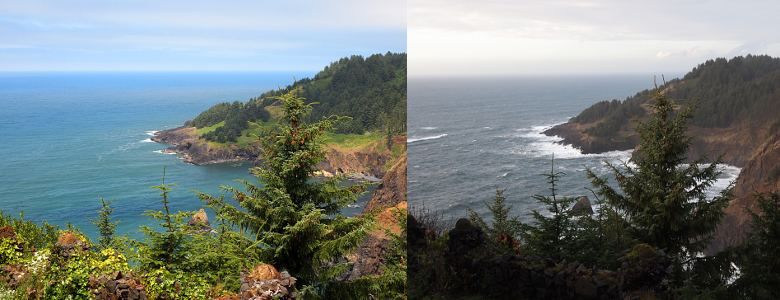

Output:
xmin=455 ymin=218 xmax=472 ymax=230
xmin=626 ymin=243 xmax=658 ymax=260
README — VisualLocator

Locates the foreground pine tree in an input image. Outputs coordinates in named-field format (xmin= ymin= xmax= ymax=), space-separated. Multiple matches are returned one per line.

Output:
xmin=201 ymin=85 xmax=375 ymax=296
xmin=586 ymin=81 xmax=731 ymax=271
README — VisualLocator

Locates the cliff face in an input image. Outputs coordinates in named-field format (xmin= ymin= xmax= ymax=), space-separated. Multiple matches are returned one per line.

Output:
xmin=363 ymin=155 xmax=407 ymax=214
xmin=706 ymin=130 xmax=780 ymax=255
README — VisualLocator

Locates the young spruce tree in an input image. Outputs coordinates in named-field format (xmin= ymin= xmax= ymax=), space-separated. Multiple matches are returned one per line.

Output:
xmin=203 ymin=85 xmax=375 ymax=294
xmin=586 ymin=81 xmax=731 ymax=270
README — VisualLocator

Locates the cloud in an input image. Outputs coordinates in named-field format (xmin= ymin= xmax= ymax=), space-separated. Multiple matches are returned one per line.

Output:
xmin=656 ymin=47 xmax=715 ymax=59
xmin=725 ymin=40 xmax=775 ymax=58
xmin=409 ymin=0 xmax=780 ymax=42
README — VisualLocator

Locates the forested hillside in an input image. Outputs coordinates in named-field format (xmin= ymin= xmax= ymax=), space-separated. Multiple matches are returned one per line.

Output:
xmin=190 ymin=52 xmax=406 ymax=143
xmin=571 ymin=54 xmax=780 ymax=138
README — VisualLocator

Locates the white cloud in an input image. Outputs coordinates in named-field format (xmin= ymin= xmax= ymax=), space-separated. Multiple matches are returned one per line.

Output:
xmin=656 ymin=47 xmax=715 ymax=59
xmin=409 ymin=0 xmax=780 ymax=75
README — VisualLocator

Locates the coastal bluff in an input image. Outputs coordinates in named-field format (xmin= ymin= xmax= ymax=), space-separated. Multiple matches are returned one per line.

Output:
xmin=151 ymin=121 xmax=399 ymax=179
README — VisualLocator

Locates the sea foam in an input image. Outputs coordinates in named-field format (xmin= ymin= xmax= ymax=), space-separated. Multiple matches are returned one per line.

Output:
xmin=408 ymin=134 xmax=448 ymax=143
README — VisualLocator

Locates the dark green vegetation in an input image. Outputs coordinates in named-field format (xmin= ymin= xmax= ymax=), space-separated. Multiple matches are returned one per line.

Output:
xmin=0 ymin=85 xmax=407 ymax=299
xmin=192 ymin=52 xmax=407 ymax=144
xmin=192 ymin=100 xmax=272 ymax=143
xmin=573 ymin=54 xmax=780 ymax=137
xmin=411 ymin=86 xmax=779 ymax=299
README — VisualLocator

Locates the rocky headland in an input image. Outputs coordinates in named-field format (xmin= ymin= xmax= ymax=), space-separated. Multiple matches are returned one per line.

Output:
xmin=543 ymin=119 xmax=761 ymax=168
xmin=151 ymin=121 xmax=403 ymax=180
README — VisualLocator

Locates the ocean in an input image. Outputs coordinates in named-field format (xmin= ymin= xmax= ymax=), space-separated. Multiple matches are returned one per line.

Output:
xmin=0 ymin=71 xmax=374 ymax=241
xmin=407 ymin=75 xmax=740 ymax=224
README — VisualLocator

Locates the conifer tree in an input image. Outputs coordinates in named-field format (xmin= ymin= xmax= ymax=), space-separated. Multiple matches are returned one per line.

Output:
xmin=521 ymin=157 xmax=581 ymax=260
xmin=202 ymin=84 xmax=375 ymax=292
xmin=586 ymin=81 xmax=731 ymax=267
xmin=86 ymin=197 xmax=120 ymax=252
xmin=134 ymin=166 xmax=194 ymax=271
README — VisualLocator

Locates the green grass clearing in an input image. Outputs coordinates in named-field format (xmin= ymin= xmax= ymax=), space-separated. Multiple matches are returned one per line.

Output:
xmin=194 ymin=121 xmax=225 ymax=135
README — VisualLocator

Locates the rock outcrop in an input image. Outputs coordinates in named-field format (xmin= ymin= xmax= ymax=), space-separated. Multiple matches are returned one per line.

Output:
xmin=240 ymin=264 xmax=297 ymax=300
xmin=317 ymin=149 xmax=393 ymax=180
xmin=572 ymin=196 xmax=594 ymax=215
xmin=90 ymin=271 xmax=149 ymax=300
xmin=152 ymin=125 xmax=261 ymax=166
xmin=706 ymin=130 xmax=780 ymax=255
xmin=185 ymin=209 xmax=215 ymax=235
xmin=362 ymin=156 xmax=407 ymax=215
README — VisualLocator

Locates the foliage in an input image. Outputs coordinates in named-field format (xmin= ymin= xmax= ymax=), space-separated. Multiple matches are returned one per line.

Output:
xmin=725 ymin=191 xmax=780 ymax=299
xmin=0 ymin=238 xmax=23 ymax=265
xmin=585 ymin=84 xmax=731 ymax=279
xmin=192 ymin=52 xmax=407 ymax=143
xmin=409 ymin=203 xmax=455 ymax=239
xmin=142 ymin=266 xmax=214 ymax=300
xmin=184 ymin=194 xmax=268 ymax=293
xmin=323 ymin=208 xmax=408 ymax=300
xmin=369 ymin=207 xmax=408 ymax=299
xmin=520 ymin=158 xmax=583 ymax=261
xmin=202 ymin=85 xmax=376 ymax=294
xmin=86 ymin=197 xmax=121 ymax=252
xmin=576 ymin=97 xmax=648 ymax=137
xmin=132 ymin=166 xmax=195 ymax=272
xmin=192 ymin=99 xmax=272 ymax=143
xmin=0 ymin=210 xmax=59 ymax=251
xmin=408 ymin=233 xmax=451 ymax=299
xmin=575 ymin=55 xmax=780 ymax=138
xmin=468 ymin=186 xmax=522 ymax=251
xmin=43 ymin=251 xmax=94 ymax=300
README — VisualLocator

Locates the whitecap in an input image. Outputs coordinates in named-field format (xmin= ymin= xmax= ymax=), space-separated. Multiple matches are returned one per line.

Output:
xmin=515 ymin=122 xmax=634 ymax=160
xmin=146 ymin=130 xmax=159 ymax=136
xmin=421 ymin=127 xmax=437 ymax=130
xmin=140 ymin=138 xmax=153 ymax=143
xmin=408 ymin=134 xmax=447 ymax=143
xmin=153 ymin=150 xmax=177 ymax=155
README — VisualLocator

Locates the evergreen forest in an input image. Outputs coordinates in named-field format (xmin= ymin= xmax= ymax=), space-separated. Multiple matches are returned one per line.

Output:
xmin=571 ymin=54 xmax=780 ymax=137
xmin=191 ymin=52 xmax=407 ymax=143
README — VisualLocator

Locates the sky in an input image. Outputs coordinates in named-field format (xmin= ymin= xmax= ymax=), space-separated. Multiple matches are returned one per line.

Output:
xmin=409 ymin=0 xmax=780 ymax=77
xmin=0 ymin=0 xmax=407 ymax=71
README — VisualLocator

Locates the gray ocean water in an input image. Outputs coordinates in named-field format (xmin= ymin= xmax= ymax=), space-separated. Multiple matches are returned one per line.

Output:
xmin=407 ymin=75 xmax=740 ymax=224
xmin=0 ymin=72 xmax=374 ymax=241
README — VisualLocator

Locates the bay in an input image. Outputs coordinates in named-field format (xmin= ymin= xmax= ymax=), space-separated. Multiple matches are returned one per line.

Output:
xmin=0 ymin=71 xmax=373 ymax=241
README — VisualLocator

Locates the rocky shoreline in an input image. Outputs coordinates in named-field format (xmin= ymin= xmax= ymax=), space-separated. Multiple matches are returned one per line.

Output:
xmin=543 ymin=120 xmax=761 ymax=168
xmin=151 ymin=121 xmax=398 ymax=181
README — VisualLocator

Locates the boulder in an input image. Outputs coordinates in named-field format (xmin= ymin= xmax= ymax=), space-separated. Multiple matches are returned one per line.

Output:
xmin=572 ymin=196 xmax=594 ymax=215
xmin=185 ymin=209 xmax=214 ymax=235
xmin=240 ymin=265 xmax=297 ymax=299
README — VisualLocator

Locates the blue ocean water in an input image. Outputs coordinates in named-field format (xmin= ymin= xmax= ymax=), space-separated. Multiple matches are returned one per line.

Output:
xmin=407 ymin=75 xmax=740 ymax=223
xmin=0 ymin=72 xmax=373 ymax=241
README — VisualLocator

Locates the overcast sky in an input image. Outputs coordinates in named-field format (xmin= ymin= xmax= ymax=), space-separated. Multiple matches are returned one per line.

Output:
xmin=0 ymin=0 xmax=406 ymax=71
xmin=409 ymin=0 xmax=780 ymax=77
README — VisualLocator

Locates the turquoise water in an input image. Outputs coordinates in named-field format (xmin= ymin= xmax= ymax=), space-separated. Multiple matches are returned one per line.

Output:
xmin=0 ymin=71 xmax=373 ymax=241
